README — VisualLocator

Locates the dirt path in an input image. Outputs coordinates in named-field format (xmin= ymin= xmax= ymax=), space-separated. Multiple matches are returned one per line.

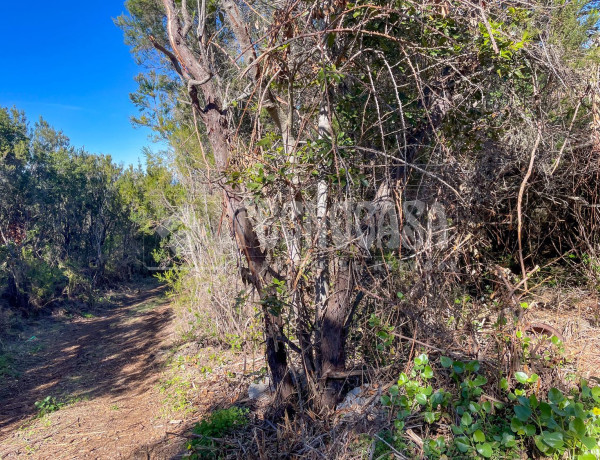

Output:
xmin=0 ymin=282 xmax=187 ymax=459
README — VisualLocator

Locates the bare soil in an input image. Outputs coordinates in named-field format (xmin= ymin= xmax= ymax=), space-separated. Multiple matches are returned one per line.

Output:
xmin=0 ymin=281 xmax=191 ymax=459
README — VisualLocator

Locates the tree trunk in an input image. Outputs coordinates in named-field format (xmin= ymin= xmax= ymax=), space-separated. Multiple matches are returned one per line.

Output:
xmin=317 ymin=258 xmax=354 ymax=409
xmin=158 ymin=0 xmax=294 ymax=400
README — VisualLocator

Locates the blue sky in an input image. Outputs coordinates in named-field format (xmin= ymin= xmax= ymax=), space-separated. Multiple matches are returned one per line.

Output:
xmin=0 ymin=1 xmax=162 ymax=167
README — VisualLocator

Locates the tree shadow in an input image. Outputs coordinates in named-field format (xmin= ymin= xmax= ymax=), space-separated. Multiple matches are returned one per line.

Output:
xmin=0 ymin=281 xmax=173 ymax=433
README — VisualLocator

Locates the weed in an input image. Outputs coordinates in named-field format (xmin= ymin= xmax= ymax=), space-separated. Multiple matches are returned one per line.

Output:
xmin=378 ymin=352 xmax=600 ymax=458
xmin=0 ymin=352 xmax=16 ymax=377
xmin=159 ymin=375 xmax=193 ymax=414
xmin=34 ymin=396 xmax=61 ymax=417
xmin=186 ymin=407 xmax=249 ymax=459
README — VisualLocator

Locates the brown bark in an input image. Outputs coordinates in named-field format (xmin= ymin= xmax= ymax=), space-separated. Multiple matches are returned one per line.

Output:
xmin=317 ymin=258 xmax=354 ymax=409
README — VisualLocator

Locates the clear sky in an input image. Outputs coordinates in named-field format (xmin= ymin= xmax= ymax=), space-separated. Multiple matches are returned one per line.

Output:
xmin=0 ymin=1 xmax=161 ymax=167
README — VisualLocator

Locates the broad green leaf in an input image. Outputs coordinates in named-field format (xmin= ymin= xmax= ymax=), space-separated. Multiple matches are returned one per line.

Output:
xmin=440 ymin=356 xmax=452 ymax=368
xmin=548 ymin=388 xmax=564 ymax=404
xmin=455 ymin=437 xmax=470 ymax=452
xmin=414 ymin=353 xmax=428 ymax=366
xmin=415 ymin=393 xmax=428 ymax=405
xmin=482 ymin=401 xmax=492 ymax=413
xmin=453 ymin=361 xmax=465 ymax=374
xmin=581 ymin=436 xmax=597 ymax=449
xmin=534 ymin=435 xmax=549 ymax=453
xmin=541 ymin=431 xmax=564 ymax=449
xmin=423 ymin=411 xmax=436 ymax=423
xmin=569 ymin=417 xmax=586 ymax=437
xmin=422 ymin=365 xmax=434 ymax=379
xmin=514 ymin=372 xmax=528 ymax=384
xmin=476 ymin=442 xmax=493 ymax=458
xmin=461 ymin=412 xmax=472 ymax=426
xmin=473 ymin=429 xmax=485 ymax=442
xmin=514 ymin=405 xmax=532 ymax=422
xmin=465 ymin=360 xmax=480 ymax=373
xmin=472 ymin=375 xmax=487 ymax=387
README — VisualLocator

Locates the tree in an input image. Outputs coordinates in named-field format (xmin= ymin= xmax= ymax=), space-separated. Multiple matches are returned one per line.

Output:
xmin=0 ymin=107 xmax=159 ymax=312
xmin=118 ymin=0 xmax=600 ymax=409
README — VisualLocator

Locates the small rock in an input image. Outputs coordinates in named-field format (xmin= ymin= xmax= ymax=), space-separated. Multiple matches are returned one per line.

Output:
xmin=337 ymin=385 xmax=370 ymax=410
xmin=248 ymin=377 xmax=272 ymax=400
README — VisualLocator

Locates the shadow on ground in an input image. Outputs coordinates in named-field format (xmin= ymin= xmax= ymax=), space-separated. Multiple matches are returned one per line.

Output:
xmin=0 ymin=280 xmax=173 ymax=433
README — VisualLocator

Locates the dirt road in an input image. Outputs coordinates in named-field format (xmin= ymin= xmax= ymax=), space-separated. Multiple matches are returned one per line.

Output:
xmin=0 ymin=283 xmax=187 ymax=459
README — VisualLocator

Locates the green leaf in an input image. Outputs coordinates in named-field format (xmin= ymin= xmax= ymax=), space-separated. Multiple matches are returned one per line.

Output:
xmin=398 ymin=373 xmax=408 ymax=386
xmin=440 ymin=356 xmax=452 ymax=368
xmin=534 ymin=435 xmax=550 ymax=453
xmin=514 ymin=405 xmax=532 ymax=422
xmin=514 ymin=372 xmax=528 ymax=384
xmin=469 ymin=402 xmax=481 ymax=413
xmin=476 ymin=442 xmax=493 ymax=458
xmin=461 ymin=412 xmax=473 ymax=426
xmin=502 ymin=432 xmax=516 ymax=447
xmin=414 ymin=353 xmax=429 ymax=366
xmin=422 ymin=365 xmax=434 ymax=379
xmin=455 ymin=437 xmax=470 ymax=452
xmin=569 ymin=417 xmax=586 ymax=437
xmin=482 ymin=401 xmax=492 ymax=413
xmin=591 ymin=386 xmax=600 ymax=402
xmin=451 ymin=424 xmax=465 ymax=435
xmin=473 ymin=429 xmax=486 ymax=442
xmin=539 ymin=402 xmax=552 ymax=420
xmin=524 ymin=424 xmax=536 ymax=436
xmin=500 ymin=377 xmax=509 ymax=390
xmin=431 ymin=390 xmax=445 ymax=408
xmin=453 ymin=361 xmax=465 ymax=374
xmin=472 ymin=375 xmax=487 ymax=387
xmin=581 ymin=436 xmax=597 ymax=450
xmin=548 ymin=388 xmax=564 ymax=404
xmin=510 ymin=417 xmax=523 ymax=433
xmin=415 ymin=393 xmax=428 ymax=405
xmin=423 ymin=411 xmax=436 ymax=423
xmin=541 ymin=431 xmax=564 ymax=449
xmin=465 ymin=360 xmax=480 ymax=373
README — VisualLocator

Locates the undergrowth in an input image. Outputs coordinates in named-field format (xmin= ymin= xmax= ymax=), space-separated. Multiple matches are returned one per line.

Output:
xmin=378 ymin=353 xmax=600 ymax=459
xmin=186 ymin=406 xmax=249 ymax=459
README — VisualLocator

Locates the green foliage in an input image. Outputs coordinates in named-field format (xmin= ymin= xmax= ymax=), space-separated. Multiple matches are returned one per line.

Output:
xmin=159 ymin=375 xmax=193 ymax=414
xmin=0 ymin=106 xmax=167 ymax=315
xmin=34 ymin=396 xmax=61 ymax=417
xmin=186 ymin=407 xmax=249 ymax=459
xmin=379 ymin=353 xmax=600 ymax=458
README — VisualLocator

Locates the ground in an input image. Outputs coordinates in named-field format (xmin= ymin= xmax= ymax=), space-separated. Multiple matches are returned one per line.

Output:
xmin=0 ymin=279 xmax=598 ymax=459
xmin=0 ymin=281 xmax=192 ymax=459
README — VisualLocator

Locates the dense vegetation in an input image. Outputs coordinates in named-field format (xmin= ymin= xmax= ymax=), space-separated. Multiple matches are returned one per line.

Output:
xmin=115 ymin=0 xmax=600 ymax=456
xmin=2 ymin=0 xmax=600 ymax=457
xmin=0 ymin=107 xmax=169 ymax=319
